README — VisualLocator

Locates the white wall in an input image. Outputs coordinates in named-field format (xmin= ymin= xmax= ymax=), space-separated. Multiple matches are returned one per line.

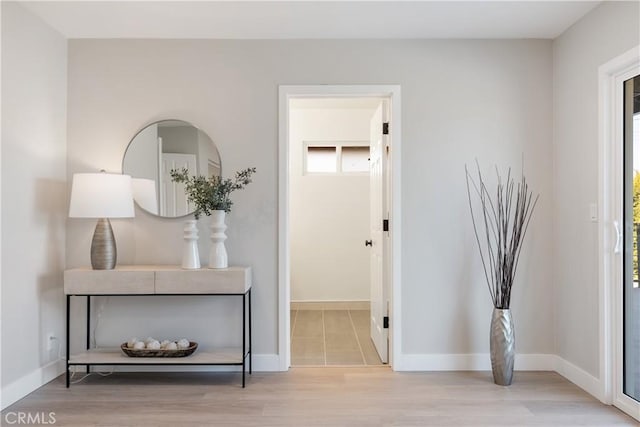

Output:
xmin=553 ymin=1 xmax=640 ymax=379
xmin=1 ymin=2 xmax=67 ymax=409
xmin=290 ymin=107 xmax=372 ymax=302
xmin=66 ymin=38 xmax=553 ymax=365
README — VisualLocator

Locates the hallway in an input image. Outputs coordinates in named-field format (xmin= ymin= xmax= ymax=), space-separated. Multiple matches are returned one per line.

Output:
xmin=290 ymin=308 xmax=383 ymax=366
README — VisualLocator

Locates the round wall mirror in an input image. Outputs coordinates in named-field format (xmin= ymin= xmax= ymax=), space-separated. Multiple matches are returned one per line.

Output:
xmin=122 ymin=120 xmax=221 ymax=218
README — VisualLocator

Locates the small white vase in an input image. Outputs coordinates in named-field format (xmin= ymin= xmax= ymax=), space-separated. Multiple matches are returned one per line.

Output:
xmin=209 ymin=210 xmax=228 ymax=269
xmin=182 ymin=220 xmax=200 ymax=269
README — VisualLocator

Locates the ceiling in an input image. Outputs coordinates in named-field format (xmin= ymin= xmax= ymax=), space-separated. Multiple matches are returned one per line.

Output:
xmin=20 ymin=1 xmax=601 ymax=40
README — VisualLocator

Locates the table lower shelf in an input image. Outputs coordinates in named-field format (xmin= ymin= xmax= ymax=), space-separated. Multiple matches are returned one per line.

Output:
xmin=69 ymin=347 xmax=247 ymax=365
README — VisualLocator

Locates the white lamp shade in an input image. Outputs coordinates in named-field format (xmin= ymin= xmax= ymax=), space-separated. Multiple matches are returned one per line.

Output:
xmin=132 ymin=178 xmax=158 ymax=215
xmin=69 ymin=173 xmax=135 ymax=218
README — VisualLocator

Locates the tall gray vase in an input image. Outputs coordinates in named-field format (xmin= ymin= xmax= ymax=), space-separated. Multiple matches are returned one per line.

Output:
xmin=490 ymin=308 xmax=515 ymax=386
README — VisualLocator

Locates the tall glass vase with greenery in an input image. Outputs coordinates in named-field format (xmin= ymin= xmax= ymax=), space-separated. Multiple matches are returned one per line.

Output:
xmin=171 ymin=167 xmax=256 ymax=268
xmin=465 ymin=162 xmax=538 ymax=385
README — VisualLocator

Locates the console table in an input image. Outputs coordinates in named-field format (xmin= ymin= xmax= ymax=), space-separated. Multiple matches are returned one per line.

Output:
xmin=63 ymin=265 xmax=252 ymax=388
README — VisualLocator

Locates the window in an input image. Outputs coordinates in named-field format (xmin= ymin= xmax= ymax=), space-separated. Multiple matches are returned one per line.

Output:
xmin=341 ymin=146 xmax=370 ymax=172
xmin=305 ymin=142 xmax=369 ymax=175
xmin=306 ymin=146 xmax=337 ymax=173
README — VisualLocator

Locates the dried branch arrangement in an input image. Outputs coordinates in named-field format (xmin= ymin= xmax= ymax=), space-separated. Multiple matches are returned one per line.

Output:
xmin=465 ymin=162 xmax=539 ymax=309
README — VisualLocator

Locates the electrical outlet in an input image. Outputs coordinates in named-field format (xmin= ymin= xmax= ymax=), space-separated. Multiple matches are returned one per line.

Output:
xmin=46 ymin=333 xmax=56 ymax=351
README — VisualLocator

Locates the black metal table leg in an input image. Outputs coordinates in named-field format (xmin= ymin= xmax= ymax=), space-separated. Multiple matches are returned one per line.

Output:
xmin=249 ymin=288 xmax=252 ymax=375
xmin=66 ymin=295 xmax=70 ymax=388
xmin=242 ymin=292 xmax=246 ymax=388
xmin=86 ymin=296 xmax=91 ymax=373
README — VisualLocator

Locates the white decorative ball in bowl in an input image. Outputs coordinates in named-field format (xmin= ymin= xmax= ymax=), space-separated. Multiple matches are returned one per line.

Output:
xmin=146 ymin=340 xmax=161 ymax=350
xmin=121 ymin=338 xmax=198 ymax=358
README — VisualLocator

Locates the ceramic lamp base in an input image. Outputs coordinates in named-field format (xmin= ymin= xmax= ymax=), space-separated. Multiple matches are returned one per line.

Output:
xmin=91 ymin=218 xmax=116 ymax=270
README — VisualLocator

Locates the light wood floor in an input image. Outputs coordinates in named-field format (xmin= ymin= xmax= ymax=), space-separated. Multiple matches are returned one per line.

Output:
xmin=291 ymin=309 xmax=383 ymax=366
xmin=2 ymin=369 xmax=636 ymax=426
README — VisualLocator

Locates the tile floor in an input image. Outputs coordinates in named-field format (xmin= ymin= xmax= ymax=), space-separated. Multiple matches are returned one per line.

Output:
xmin=290 ymin=309 xmax=383 ymax=366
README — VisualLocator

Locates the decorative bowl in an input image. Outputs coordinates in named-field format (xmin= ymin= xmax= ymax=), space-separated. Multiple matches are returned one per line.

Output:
xmin=120 ymin=341 xmax=198 ymax=358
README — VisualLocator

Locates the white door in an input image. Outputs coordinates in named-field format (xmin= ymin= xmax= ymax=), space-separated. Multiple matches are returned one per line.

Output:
xmin=161 ymin=153 xmax=197 ymax=217
xmin=619 ymin=74 xmax=640 ymax=415
xmin=369 ymin=102 xmax=388 ymax=363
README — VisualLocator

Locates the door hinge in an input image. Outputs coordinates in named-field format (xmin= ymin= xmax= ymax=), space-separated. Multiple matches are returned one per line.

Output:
xmin=382 ymin=122 xmax=389 ymax=135
xmin=383 ymin=316 xmax=389 ymax=329
xmin=383 ymin=219 xmax=389 ymax=232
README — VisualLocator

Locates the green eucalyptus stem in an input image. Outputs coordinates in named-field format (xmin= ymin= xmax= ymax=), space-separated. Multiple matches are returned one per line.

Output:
xmin=170 ymin=167 xmax=256 ymax=219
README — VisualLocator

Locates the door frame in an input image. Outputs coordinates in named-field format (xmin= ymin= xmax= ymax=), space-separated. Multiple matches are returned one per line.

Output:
xmin=598 ymin=45 xmax=640 ymax=420
xmin=278 ymin=85 xmax=402 ymax=370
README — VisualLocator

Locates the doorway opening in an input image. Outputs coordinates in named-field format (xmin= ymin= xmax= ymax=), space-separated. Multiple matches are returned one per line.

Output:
xmin=278 ymin=85 xmax=402 ymax=371
xmin=289 ymin=97 xmax=384 ymax=366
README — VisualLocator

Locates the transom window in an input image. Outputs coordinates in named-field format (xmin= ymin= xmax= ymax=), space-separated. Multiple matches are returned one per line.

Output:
xmin=304 ymin=142 xmax=369 ymax=174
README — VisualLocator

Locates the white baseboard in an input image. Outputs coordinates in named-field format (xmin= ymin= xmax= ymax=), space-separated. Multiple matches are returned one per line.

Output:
xmin=398 ymin=353 xmax=489 ymax=371
xmin=396 ymin=353 xmax=557 ymax=371
xmin=252 ymin=354 xmax=280 ymax=371
xmin=1 ymin=360 xmax=65 ymax=410
xmin=291 ymin=301 xmax=369 ymax=310
xmin=553 ymin=356 xmax=604 ymax=402
xmin=71 ymin=354 xmax=281 ymax=374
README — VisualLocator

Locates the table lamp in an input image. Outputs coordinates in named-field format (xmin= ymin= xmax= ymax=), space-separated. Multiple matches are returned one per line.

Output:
xmin=69 ymin=172 xmax=135 ymax=269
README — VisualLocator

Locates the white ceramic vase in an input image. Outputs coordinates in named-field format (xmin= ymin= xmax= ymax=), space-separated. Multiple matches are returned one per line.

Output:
xmin=181 ymin=220 xmax=200 ymax=269
xmin=209 ymin=210 xmax=228 ymax=269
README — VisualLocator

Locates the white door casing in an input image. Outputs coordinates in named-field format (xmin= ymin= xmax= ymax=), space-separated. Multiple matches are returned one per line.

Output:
xmin=278 ymin=85 xmax=402 ymax=371
xmin=369 ymin=101 xmax=388 ymax=363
